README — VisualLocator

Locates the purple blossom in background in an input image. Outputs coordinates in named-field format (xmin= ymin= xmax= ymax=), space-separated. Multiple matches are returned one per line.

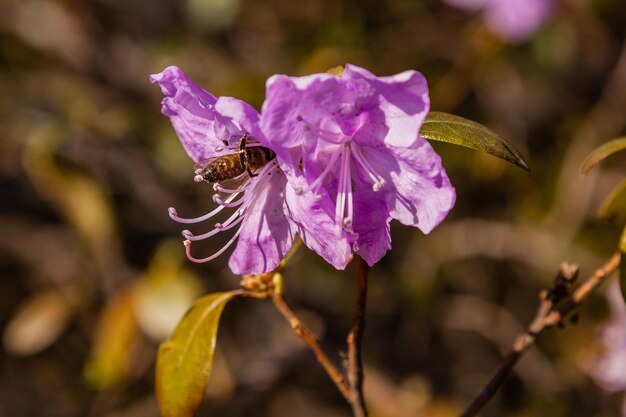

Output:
xmin=151 ymin=66 xmax=297 ymax=275
xmin=443 ymin=0 xmax=555 ymax=42
xmin=261 ymin=64 xmax=456 ymax=267
xmin=587 ymin=282 xmax=626 ymax=415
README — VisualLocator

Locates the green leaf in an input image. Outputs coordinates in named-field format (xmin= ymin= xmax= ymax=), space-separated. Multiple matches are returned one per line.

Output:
xmin=580 ymin=137 xmax=626 ymax=176
xmin=599 ymin=179 xmax=626 ymax=227
xmin=420 ymin=112 xmax=529 ymax=171
xmin=156 ymin=291 xmax=238 ymax=417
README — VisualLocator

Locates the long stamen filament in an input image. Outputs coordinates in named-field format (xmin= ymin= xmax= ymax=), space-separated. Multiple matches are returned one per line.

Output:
xmin=335 ymin=147 xmax=347 ymax=226
xmin=182 ymin=209 xmax=245 ymax=241
xmin=184 ymin=227 xmax=242 ymax=263
xmin=213 ymin=193 xmax=246 ymax=207
xmin=334 ymin=145 xmax=356 ymax=236
xmin=215 ymin=183 xmax=250 ymax=194
xmin=351 ymin=144 xmax=386 ymax=191
xmin=168 ymin=192 xmax=240 ymax=224
xmin=307 ymin=147 xmax=343 ymax=195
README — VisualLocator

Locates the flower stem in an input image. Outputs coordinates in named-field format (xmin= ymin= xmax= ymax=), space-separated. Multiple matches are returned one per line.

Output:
xmin=346 ymin=256 xmax=369 ymax=417
xmin=269 ymin=282 xmax=351 ymax=402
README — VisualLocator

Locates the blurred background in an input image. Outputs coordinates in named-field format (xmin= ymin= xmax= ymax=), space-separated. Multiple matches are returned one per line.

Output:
xmin=1 ymin=0 xmax=626 ymax=416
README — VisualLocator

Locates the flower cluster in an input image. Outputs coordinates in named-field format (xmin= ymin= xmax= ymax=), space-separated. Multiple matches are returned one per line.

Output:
xmin=443 ymin=0 xmax=554 ymax=42
xmin=152 ymin=65 xmax=455 ymax=275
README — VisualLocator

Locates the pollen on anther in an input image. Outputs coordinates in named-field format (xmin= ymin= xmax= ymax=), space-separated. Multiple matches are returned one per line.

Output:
xmin=372 ymin=181 xmax=385 ymax=192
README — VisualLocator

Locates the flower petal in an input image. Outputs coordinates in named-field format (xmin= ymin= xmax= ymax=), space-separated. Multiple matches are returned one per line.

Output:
xmin=151 ymin=66 xmax=266 ymax=163
xmin=485 ymin=0 xmax=554 ymax=42
xmin=344 ymin=64 xmax=430 ymax=148
xmin=359 ymin=138 xmax=456 ymax=234
xmin=150 ymin=66 xmax=222 ymax=163
xmin=214 ymin=97 xmax=268 ymax=147
xmin=228 ymin=168 xmax=297 ymax=275
xmin=352 ymin=190 xmax=392 ymax=266
xmin=284 ymin=177 xmax=352 ymax=270
xmin=262 ymin=73 xmax=360 ymax=153
xmin=484 ymin=0 xmax=553 ymax=42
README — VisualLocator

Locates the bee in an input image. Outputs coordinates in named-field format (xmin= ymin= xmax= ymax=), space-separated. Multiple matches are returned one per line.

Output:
xmin=196 ymin=133 xmax=276 ymax=183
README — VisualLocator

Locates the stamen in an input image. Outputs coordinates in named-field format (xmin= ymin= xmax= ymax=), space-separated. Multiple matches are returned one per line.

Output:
xmin=212 ymin=193 xmax=245 ymax=207
xmin=167 ymin=192 xmax=240 ymax=224
xmin=182 ymin=212 xmax=245 ymax=241
xmin=351 ymin=144 xmax=386 ymax=191
xmin=335 ymin=146 xmax=352 ymax=236
xmin=174 ymin=159 xmax=279 ymax=264
xmin=194 ymin=174 xmax=204 ymax=183
xmin=184 ymin=227 xmax=242 ymax=263
xmin=215 ymin=183 xmax=250 ymax=194
xmin=307 ymin=147 xmax=343 ymax=195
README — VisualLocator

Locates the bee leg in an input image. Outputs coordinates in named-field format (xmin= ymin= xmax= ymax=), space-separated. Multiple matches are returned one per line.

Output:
xmin=239 ymin=133 xmax=248 ymax=150
xmin=238 ymin=133 xmax=257 ymax=178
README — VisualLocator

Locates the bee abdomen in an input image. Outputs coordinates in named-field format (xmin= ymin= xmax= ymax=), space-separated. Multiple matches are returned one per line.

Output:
xmin=246 ymin=147 xmax=276 ymax=170
xmin=203 ymin=155 xmax=244 ymax=182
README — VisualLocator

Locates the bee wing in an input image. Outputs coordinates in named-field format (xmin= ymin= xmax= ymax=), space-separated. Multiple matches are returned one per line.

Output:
xmin=215 ymin=173 xmax=250 ymax=194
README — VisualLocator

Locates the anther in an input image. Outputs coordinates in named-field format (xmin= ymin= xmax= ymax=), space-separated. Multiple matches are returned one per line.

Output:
xmin=372 ymin=180 xmax=385 ymax=192
xmin=194 ymin=174 xmax=204 ymax=183
xmin=182 ymin=230 xmax=193 ymax=239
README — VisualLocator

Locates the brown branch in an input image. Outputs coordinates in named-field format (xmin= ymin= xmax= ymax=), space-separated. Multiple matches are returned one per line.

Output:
xmin=269 ymin=288 xmax=351 ymax=402
xmin=460 ymin=253 xmax=621 ymax=417
xmin=346 ymin=256 xmax=369 ymax=417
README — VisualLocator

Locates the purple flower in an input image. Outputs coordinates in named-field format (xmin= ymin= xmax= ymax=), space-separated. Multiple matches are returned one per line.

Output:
xmin=260 ymin=64 xmax=456 ymax=267
xmin=151 ymin=66 xmax=297 ymax=275
xmin=151 ymin=66 xmax=352 ymax=273
xmin=443 ymin=0 xmax=555 ymax=42
xmin=588 ymin=283 xmax=626 ymax=394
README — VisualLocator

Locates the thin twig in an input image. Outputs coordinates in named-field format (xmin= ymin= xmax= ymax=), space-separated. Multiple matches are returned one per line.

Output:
xmin=460 ymin=253 xmax=621 ymax=417
xmin=346 ymin=256 xmax=369 ymax=417
xmin=269 ymin=286 xmax=351 ymax=402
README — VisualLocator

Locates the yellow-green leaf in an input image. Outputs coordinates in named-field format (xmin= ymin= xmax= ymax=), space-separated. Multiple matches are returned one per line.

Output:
xmin=420 ymin=112 xmax=529 ymax=172
xmin=156 ymin=291 xmax=239 ymax=417
xmin=3 ymin=290 xmax=74 ymax=356
xmin=599 ymin=179 xmax=626 ymax=226
xmin=580 ymin=137 xmax=626 ymax=176
xmin=85 ymin=286 xmax=138 ymax=390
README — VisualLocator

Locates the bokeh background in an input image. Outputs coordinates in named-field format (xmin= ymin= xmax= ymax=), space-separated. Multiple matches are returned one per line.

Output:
xmin=1 ymin=0 xmax=626 ymax=416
